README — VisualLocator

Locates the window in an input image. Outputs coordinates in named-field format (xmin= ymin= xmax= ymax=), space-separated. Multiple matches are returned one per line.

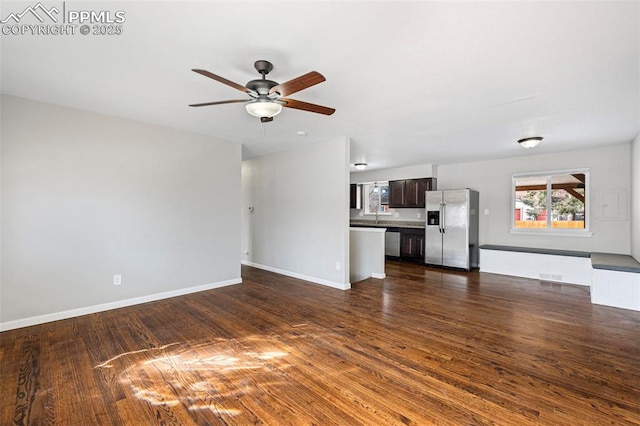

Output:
xmin=512 ymin=169 xmax=591 ymax=235
xmin=363 ymin=182 xmax=392 ymax=215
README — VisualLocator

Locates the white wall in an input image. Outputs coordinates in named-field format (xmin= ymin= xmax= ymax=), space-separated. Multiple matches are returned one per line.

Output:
xmin=438 ymin=144 xmax=631 ymax=253
xmin=632 ymin=134 xmax=640 ymax=260
xmin=350 ymin=163 xmax=437 ymax=184
xmin=242 ymin=137 xmax=350 ymax=289
xmin=1 ymin=95 xmax=242 ymax=328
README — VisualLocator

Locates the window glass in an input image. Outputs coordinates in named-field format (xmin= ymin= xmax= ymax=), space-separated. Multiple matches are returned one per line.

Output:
xmin=550 ymin=173 xmax=585 ymax=229
xmin=514 ymin=176 xmax=547 ymax=228
xmin=364 ymin=182 xmax=392 ymax=215
xmin=513 ymin=170 xmax=588 ymax=233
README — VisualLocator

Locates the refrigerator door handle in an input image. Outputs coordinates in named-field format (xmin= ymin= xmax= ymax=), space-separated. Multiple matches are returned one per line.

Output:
xmin=441 ymin=203 xmax=446 ymax=233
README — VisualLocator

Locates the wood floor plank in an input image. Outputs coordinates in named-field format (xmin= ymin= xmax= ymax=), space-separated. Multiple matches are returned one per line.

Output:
xmin=2 ymin=261 xmax=640 ymax=425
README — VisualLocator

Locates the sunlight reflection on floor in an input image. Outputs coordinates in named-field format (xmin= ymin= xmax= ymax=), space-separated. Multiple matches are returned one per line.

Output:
xmin=95 ymin=334 xmax=292 ymax=416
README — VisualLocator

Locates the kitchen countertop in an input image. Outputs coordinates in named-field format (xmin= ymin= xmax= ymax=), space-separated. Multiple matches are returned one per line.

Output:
xmin=350 ymin=220 xmax=425 ymax=229
xmin=350 ymin=227 xmax=387 ymax=232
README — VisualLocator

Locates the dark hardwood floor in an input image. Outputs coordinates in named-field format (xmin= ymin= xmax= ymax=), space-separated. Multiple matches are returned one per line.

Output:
xmin=2 ymin=261 xmax=640 ymax=425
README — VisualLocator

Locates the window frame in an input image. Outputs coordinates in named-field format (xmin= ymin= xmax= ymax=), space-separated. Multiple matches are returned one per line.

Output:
xmin=510 ymin=168 xmax=592 ymax=237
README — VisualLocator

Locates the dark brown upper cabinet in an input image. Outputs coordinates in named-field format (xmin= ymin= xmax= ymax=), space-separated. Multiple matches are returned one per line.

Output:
xmin=389 ymin=180 xmax=405 ymax=207
xmin=350 ymin=184 xmax=362 ymax=209
xmin=388 ymin=178 xmax=437 ymax=208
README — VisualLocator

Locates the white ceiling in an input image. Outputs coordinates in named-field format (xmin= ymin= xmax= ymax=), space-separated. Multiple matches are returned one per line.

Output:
xmin=2 ymin=1 xmax=639 ymax=171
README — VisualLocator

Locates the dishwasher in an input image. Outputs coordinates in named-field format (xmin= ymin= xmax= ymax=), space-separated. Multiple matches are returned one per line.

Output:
xmin=385 ymin=227 xmax=401 ymax=257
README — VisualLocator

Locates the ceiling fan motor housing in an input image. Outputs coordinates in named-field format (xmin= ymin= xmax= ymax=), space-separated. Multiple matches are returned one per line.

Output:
xmin=246 ymin=79 xmax=279 ymax=96
xmin=247 ymin=60 xmax=280 ymax=96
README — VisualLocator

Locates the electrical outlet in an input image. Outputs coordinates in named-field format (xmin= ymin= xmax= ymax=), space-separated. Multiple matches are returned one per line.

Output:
xmin=113 ymin=274 xmax=122 ymax=286
xmin=417 ymin=212 xmax=421 ymax=218
xmin=336 ymin=261 xmax=341 ymax=271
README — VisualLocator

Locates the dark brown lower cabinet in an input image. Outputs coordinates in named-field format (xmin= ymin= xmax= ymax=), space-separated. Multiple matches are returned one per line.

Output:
xmin=400 ymin=228 xmax=425 ymax=262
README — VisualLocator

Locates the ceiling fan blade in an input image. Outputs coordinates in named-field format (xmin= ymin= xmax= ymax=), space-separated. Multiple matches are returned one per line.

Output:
xmin=192 ymin=69 xmax=253 ymax=94
xmin=189 ymin=99 xmax=249 ymax=107
xmin=269 ymin=71 xmax=325 ymax=97
xmin=280 ymin=98 xmax=335 ymax=115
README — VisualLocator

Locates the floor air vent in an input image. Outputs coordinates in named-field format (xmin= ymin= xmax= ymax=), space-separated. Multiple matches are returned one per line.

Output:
xmin=540 ymin=273 xmax=563 ymax=282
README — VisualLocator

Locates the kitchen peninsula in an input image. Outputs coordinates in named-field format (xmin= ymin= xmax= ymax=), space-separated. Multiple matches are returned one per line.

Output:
xmin=349 ymin=226 xmax=386 ymax=282
xmin=350 ymin=220 xmax=426 ymax=263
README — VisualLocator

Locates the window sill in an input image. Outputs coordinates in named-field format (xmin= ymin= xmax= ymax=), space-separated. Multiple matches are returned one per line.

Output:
xmin=510 ymin=228 xmax=593 ymax=237
xmin=363 ymin=213 xmax=393 ymax=216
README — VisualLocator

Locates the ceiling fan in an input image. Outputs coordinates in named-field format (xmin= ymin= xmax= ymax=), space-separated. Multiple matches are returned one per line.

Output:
xmin=189 ymin=60 xmax=335 ymax=123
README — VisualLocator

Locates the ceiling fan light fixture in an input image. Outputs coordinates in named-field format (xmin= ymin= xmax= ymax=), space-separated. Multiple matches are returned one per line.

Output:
xmin=518 ymin=136 xmax=543 ymax=149
xmin=245 ymin=100 xmax=282 ymax=118
xmin=354 ymin=163 xmax=368 ymax=171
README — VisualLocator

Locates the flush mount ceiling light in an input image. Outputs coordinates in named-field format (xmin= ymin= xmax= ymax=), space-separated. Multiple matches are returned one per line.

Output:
xmin=354 ymin=163 xmax=368 ymax=171
xmin=245 ymin=100 xmax=283 ymax=118
xmin=518 ymin=136 xmax=543 ymax=149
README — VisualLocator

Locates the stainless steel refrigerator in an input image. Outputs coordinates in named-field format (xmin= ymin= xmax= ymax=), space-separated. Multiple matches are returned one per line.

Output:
xmin=425 ymin=189 xmax=479 ymax=271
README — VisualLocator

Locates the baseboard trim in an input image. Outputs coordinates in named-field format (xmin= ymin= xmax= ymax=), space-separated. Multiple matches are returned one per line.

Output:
xmin=0 ymin=277 xmax=242 ymax=332
xmin=242 ymin=260 xmax=351 ymax=290
xmin=371 ymin=272 xmax=386 ymax=279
